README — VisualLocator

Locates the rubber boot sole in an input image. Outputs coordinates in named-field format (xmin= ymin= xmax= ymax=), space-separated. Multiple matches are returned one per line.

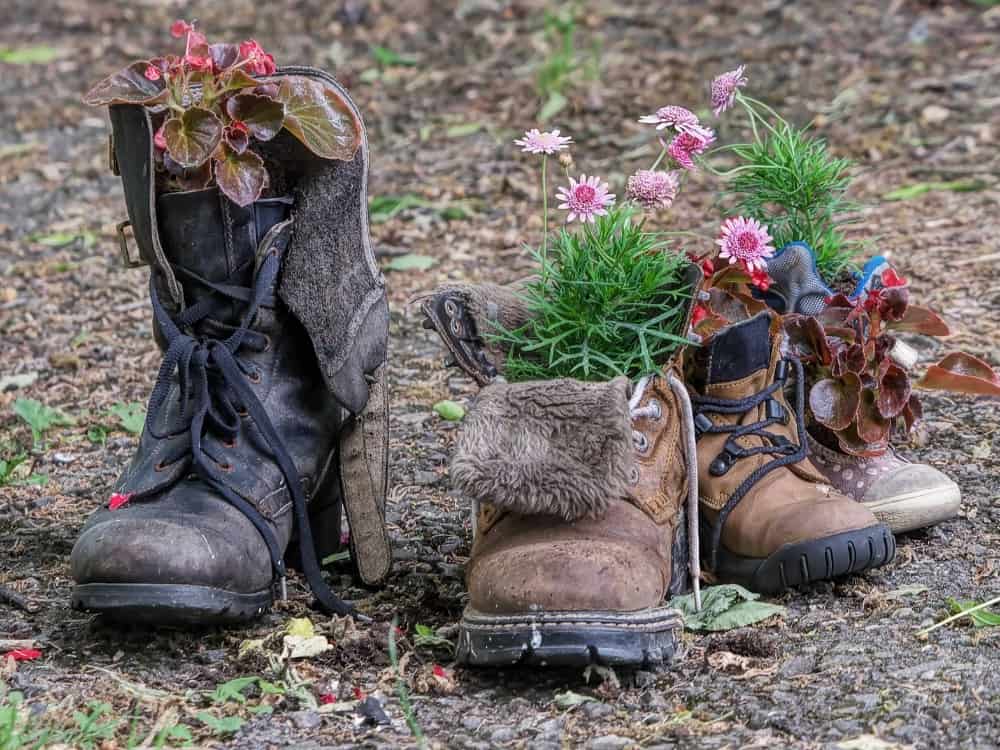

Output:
xmin=456 ymin=606 xmax=682 ymax=668
xmin=71 ymin=583 xmax=271 ymax=626
xmin=865 ymin=484 xmax=961 ymax=534
xmin=710 ymin=523 xmax=896 ymax=594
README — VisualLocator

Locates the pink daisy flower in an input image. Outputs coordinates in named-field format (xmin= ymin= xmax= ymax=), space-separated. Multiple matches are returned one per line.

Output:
xmin=556 ymin=174 xmax=616 ymax=223
xmin=666 ymin=128 xmax=716 ymax=171
xmin=716 ymin=216 xmax=775 ymax=272
xmin=638 ymin=105 xmax=700 ymax=132
xmin=711 ymin=65 xmax=748 ymax=116
xmin=514 ymin=129 xmax=573 ymax=155
xmin=626 ymin=169 xmax=679 ymax=211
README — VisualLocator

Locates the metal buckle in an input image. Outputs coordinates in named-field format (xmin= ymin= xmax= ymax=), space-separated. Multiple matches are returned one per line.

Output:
xmin=116 ymin=221 xmax=146 ymax=268
xmin=108 ymin=135 xmax=119 ymax=176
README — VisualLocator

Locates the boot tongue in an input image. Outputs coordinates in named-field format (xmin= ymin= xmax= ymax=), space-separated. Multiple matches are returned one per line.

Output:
xmin=705 ymin=312 xmax=775 ymax=387
xmin=156 ymin=188 xmax=292 ymax=302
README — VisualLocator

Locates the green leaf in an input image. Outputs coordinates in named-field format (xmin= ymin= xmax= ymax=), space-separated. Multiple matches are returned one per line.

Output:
xmin=947 ymin=598 xmax=1000 ymax=628
xmin=87 ymin=426 xmax=109 ymax=445
xmin=13 ymin=397 xmax=75 ymax=445
xmin=0 ymin=454 xmax=27 ymax=486
xmin=445 ymin=122 xmax=483 ymax=138
xmin=277 ymin=76 xmax=361 ymax=160
xmin=433 ymin=400 xmax=465 ymax=421
xmin=107 ymin=402 xmax=146 ymax=435
xmin=370 ymin=44 xmax=418 ymax=67
xmin=214 ymin=144 xmax=267 ymax=207
xmin=83 ymin=61 xmax=168 ymax=106
xmin=385 ymin=254 xmax=437 ymax=272
xmin=210 ymin=676 xmax=259 ymax=705
xmin=226 ymin=94 xmax=285 ymax=141
xmin=883 ymin=179 xmax=987 ymax=201
xmin=670 ymin=584 xmax=786 ymax=632
xmin=553 ymin=690 xmax=596 ymax=709
xmin=163 ymin=107 xmax=223 ymax=168
xmin=538 ymin=91 xmax=568 ymax=122
xmin=0 ymin=45 xmax=64 ymax=64
xmin=30 ymin=230 xmax=96 ymax=248
xmin=196 ymin=712 xmax=244 ymax=736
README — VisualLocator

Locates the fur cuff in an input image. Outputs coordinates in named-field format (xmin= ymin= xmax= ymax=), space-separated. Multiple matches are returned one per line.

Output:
xmin=450 ymin=377 xmax=635 ymax=521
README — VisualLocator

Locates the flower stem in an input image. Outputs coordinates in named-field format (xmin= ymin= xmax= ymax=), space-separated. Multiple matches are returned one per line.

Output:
xmin=541 ymin=154 xmax=549 ymax=281
xmin=649 ymin=145 xmax=669 ymax=171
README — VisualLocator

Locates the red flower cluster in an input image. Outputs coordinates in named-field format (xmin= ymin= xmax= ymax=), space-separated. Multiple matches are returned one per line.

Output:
xmin=861 ymin=267 xmax=908 ymax=318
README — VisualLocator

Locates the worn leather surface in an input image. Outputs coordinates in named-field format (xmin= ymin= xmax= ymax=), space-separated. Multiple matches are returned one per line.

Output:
xmin=691 ymin=315 xmax=880 ymax=560
xmin=467 ymin=500 xmax=672 ymax=614
xmin=72 ymin=193 xmax=341 ymax=596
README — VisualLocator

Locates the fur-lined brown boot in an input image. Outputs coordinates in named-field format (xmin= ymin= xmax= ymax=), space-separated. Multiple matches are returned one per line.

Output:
xmin=419 ymin=279 xmax=701 ymax=667
xmin=687 ymin=312 xmax=896 ymax=593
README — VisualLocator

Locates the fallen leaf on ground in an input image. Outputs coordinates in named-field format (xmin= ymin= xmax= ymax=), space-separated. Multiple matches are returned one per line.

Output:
xmin=671 ymin=584 xmax=786 ymax=631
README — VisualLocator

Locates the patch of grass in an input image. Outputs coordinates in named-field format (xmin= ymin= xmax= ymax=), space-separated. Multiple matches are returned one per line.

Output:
xmin=720 ymin=118 xmax=864 ymax=282
xmin=369 ymin=194 xmax=475 ymax=223
xmin=500 ymin=206 xmax=693 ymax=382
xmin=12 ymin=398 xmax=75 ymax=448
xmin=0 ymin=454 xmax=28 ymax=487
xmin=533 ymin=4 xmax=601 ymax=121
xmin=106 ymin=401 xmax=146 ymax=435
xmin=0 ymin=687 xmax=52 ymax=750
xmin=413 ymin=623 xmax=456 ymax=654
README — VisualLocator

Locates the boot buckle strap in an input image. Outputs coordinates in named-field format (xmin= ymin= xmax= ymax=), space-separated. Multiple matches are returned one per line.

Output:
xmin=116 ymin=221 xmax=147 ymax=269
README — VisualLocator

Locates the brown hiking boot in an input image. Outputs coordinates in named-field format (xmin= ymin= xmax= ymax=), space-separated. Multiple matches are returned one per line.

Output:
xmin=419 ymin=278 xmax=702 ymax=667
xmin=687 ymin=312 xmax=895 ymax=593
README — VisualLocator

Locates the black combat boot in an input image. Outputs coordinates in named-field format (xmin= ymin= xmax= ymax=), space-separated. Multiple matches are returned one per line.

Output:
xmin=71 ymin=68 xmax=392 ymax=625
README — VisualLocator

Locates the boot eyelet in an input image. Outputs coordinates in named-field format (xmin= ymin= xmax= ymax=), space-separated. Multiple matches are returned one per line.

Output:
xmin=261 ymin=336 xmax=271 ymax=352
xmin=450 ymin=319 xmax=462 ymax=336
xmin=218 ymin=461 xmax=233 ymax=473
xmin=633 ymin=431 xmax=650 ymax=453
xmin=628 ymin=465 xmax=640 ymax=485
xmin=248 ymin=370 xmax=261 ymax=384
xmin=444 ymin=299 xmax=459 ymax=317
xmin=222 ymin=438 xmax=237 ymax=449
xmin=154 ymin=461 xmax=168 ymax=472
xmin=237 ymin=407 xmax=249 ymax=418
xmin=649 ymin=399 xmax=662 ymax=420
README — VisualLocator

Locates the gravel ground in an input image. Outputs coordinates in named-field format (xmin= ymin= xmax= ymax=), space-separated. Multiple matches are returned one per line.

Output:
xmin=1 ymin=1 xmax=999 ymax=748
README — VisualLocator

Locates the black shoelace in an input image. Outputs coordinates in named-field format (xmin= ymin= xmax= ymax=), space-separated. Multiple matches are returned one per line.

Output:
xmin=692 ymin=357 xmax=809 ymax=569
xmin=144 ymin=249 xmax=356 ymax=618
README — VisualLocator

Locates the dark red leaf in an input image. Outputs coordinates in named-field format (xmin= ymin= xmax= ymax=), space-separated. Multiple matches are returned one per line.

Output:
xmin=277 ymin=76 xmax=361 ymax=160
xmin=876 ymin=286 xmax=909 ymax=322
xmin=901 ymin=393 xmax=924 ymax=432
xmin=888 ymin=304 xmax=951 ymax=336
xmin=916 ymin=352 xmax=1000 ymax=396
xmin=809 ymin=374 xmax=861 ymax=431
xmin=857 ymin=388 xmax=891 ymax=445
xmin=213 ymin=144 xmax=267 ymax=207
xmin=877 ymin=363 xmax=911 ymax=418
xmin=319 ymin=693 xmax=335 ymax=705
xmin=163 ymin=107 xmax=223 ymax=168
xmin=834 ymin=422 xmax=888 ymax=458
xmin=209 ymin=43 xmax=241 ymax=72
xmin=784 ymin=314 xmax=832 ymax=366
xmin=83 ymin=61 xmax=169 ymax=106
xmin=226 ymin=94 xmax=285 ymax=142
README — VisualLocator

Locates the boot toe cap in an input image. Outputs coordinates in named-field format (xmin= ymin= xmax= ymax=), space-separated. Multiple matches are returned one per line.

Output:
xmin=71 ymin=495 xmax=274 ymax=594
xmin=467 ymin=539 xmax=667 ymax=616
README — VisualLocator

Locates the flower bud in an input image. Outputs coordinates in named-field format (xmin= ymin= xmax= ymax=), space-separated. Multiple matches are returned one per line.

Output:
xmin=558 ymin=152 xmax=574 ymax=169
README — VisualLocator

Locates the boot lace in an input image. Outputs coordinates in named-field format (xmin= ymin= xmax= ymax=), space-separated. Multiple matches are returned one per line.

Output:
xmin=144 ymin=247 xmax=357 ymax=618
xmin=691 ymin=357 xmax=808 ymax=570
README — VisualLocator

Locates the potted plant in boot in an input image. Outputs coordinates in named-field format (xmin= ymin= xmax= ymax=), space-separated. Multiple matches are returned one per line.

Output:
xmin=71 ymin=21 xmax=392 ymax=625
xmin=418 ymin=77 xmax=895 ymax=666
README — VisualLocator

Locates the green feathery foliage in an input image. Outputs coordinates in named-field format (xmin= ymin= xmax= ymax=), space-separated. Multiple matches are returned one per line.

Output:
xmin=499 ymin=206 xmax=693 ymax=382
xmin=721 ymin=118 xmax=864 ymax=281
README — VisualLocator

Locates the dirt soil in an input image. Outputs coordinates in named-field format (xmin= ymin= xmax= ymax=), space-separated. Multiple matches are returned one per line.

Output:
xmin=2 ymin=1 xmax=999 ymax=748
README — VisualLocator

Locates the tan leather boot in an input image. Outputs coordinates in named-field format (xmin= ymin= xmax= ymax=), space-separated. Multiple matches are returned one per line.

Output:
xmin=687 ymin=312 xmax=896 ymax=592
xmin=418 ymin=279 xmax=702 ymax=667
xmin=450 ymin=373 xmax=697 ymax=667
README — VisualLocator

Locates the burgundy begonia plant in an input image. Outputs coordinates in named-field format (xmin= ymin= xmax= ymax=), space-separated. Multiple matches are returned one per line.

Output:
xmin=782 ymin=270 xmax=1000 ymax=456
xmin=84 ymin=20 xmax=361 ymax=206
